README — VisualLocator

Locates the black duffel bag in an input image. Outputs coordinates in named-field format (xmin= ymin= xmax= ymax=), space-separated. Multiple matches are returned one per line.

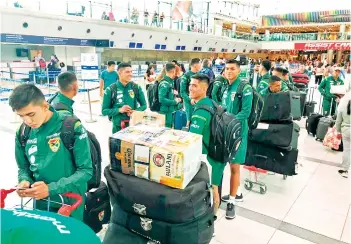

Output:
xmin=103 ymin=222 xmax=152 ymax=244
xmin=104 ymin=162 xmax=211 ymax=224
xmin=111 ymin=203 xmax=214 ymax=244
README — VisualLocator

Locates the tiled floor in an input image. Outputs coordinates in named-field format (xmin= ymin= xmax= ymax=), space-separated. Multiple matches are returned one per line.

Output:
xmin=0 ymin=79 xmax=350 ymax=244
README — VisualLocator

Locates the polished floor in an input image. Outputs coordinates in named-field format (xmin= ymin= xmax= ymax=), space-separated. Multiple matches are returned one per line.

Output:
xmin=0 ymin=76 xmax=349 ymax=244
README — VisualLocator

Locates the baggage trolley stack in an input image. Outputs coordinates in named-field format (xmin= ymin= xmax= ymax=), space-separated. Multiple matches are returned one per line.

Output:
xmin=245 ymin=91 xmax=302 ymax=194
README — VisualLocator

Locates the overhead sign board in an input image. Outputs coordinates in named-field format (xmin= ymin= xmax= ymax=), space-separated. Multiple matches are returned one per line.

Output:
xmin=294 ymin=42 xmax=351 ymax=51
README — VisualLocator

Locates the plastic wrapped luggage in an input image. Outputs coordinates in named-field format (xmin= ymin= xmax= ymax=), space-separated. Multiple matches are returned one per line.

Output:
xmin=110 ymin=203 xmax=214 ymax=244
xmin=260 ymin=91 xmax=301 ymax=122
xmin=249 ymin=122 xmax=300 ymax=150
xmin=173 ymin=110 xmax=187 ymax=130
xmin=291 ymin=73 xmax=309 ymax=85
xmin=104 ymin=162 xmax=211 ymax=224
xmin=245 ymin=141 xmax=298 ymax=176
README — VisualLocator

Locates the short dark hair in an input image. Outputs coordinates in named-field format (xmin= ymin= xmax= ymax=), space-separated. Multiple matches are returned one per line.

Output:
xmin=171 ymin=59 xmax=178 ymax=65
xmin=261 ymin=60 xmax=271 ymax=72
xmin=117 ymin=62 xmax=132 ymax=71
xmin=202 ymin=59 xmax=211 ymax=68
xmin=226 ymin=59 xmax=240 ymax=68
xmin=9 ymin=84 xmax=45 ymax=111
xmin=107 ymin=61 xmax=116 ymax=66
xmin=274 ymin=67 xmax=288 ymax=75
xmin=191 ymin=73 xmax=210 ymax=85
xmin=58 ymin=71 xmax=77 ymax=91
xmin=165 ymin=63 xmax=176 ymax=72
xmin=254 ymin=62 xmax=260 ymax=66
xmin=190 ymin=58 xmax=201 ymax=66
xmin=270 ymin=75 xmax=281 ymax=83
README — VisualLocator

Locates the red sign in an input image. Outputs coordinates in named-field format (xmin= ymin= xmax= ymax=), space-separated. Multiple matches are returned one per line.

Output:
xmin=294 ymin=42 xmax=351 ymax=51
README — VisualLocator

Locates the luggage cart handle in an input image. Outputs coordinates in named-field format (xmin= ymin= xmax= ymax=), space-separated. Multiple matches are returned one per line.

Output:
xmin=0 ymin=188 xmax=16 ymax=208
xmin=58 ymin=193 xmax=83 ymax=216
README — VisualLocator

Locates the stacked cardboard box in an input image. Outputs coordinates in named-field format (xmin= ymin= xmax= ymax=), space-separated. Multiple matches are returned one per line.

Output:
xmin=109 ymin=124 xmax=203 ymax=189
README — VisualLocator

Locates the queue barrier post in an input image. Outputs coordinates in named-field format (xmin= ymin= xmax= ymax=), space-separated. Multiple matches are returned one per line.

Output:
xmin=81 ymin=79 xmax=88 ymax=104
xmin=85 ymin=86 xmax=99 ymax=123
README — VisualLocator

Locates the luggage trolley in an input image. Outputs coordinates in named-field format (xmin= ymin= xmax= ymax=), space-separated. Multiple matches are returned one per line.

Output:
xmin=0 ymin=187 xmax=82 ymax=216
xmin=243 ymin=166 xmax=288 ymax=195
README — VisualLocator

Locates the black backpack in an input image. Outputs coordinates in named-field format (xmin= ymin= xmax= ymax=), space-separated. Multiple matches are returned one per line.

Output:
xmin=109 ymin=82 xmax=139 ymax=121
xmin=193 ymin=101 xmax=242 ymax=163
xmin=236 ymin=82 xmax=264 ymax=131
xmin=18 ymin=116 xmax=102 ymax=191
xmin=206 ymin=80 xmax=215 ymax=99
xmin=148 ymin=81 xmax=161 ymax=112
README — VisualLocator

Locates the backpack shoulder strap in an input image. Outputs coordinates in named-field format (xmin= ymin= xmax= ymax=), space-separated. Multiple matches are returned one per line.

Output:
xmin=19 ymin=123 xmax=31 ymax=148
xmin=60 ymin=115 xmax=80 ymax=151
xmin=110 ymin=83 xmax=117 ymax=106
xmin=194 ymin=104 xmax=215 ymax=115
xmin=236 ymin=82 xmax=251 ymax=99
xmin=51 ymin=102 xmax=70 ymax=112
xmin=47 ymin=92 xmax=59 ymax=104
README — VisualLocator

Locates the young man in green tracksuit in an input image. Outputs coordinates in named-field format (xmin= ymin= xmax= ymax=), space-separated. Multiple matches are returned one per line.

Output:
xmin=158 ymin=63 xmax=182 ymax=128
xmin=50 ymin=71 xmax=79 ymax=114
xmin=259 ymin=75 xmax=289 ymax=97
xmin=211 ymin=74 xmax=228 ymax=104
xmin=189 ymin=73 xmax=224 ymax=218
xmin=180 ymin=58 xmax=202 ymax=125
xmin=102 ymin=63 xmax=147 ymax=133
xmin=221 ymin=59 xmax=253 ymax=219
xmin=318 ymin=67 xmax=344 ymax=116
xmin=10 ymin=84 xmax=93 ymax=221
xmin=272 ymin=67 xmax=292 ymax=91
xmin=257 ymin=59 xmax=271 ymax=93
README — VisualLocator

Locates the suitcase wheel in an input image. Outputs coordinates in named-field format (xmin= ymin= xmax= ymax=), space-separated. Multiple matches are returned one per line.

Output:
xmin=259 ymin=186 xmax=267 ymax=194
xmin=244 ymin=180 xmax=253 ymax=191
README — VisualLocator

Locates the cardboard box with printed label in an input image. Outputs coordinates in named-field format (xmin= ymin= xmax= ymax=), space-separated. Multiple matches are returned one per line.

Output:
xmin=109 ymin=124 xmax=202 ymax=189
xmin=130 ymin=111 xmax=166 ymax=127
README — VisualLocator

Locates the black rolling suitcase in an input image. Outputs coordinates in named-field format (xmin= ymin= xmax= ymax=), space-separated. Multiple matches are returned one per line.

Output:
xmin=260 ymin=91 xmax=301 ymax=122
xmin=104 ymin=162 xmax=211 ymax=224
xmin=249 ymin=122 xmax=300 ymax=150
xmin=111 ymin=203 xmax=214 ymax=244
xmin=306 ymin=95 xmax=323 ymax=136
xmin=303 ymin=88 xmax=317 ymax=117
xmin=245 ymin=141 xmax=298 ymax=176
xmin=83 ymin=181 xmax=112 ymax=233
xmin=316 ymin=98 xmax=335 ymax=141
xmin=299 ymin=91 xmax=307 ymax=117
xmin=104 ymin=223 xmax=152 ymax=244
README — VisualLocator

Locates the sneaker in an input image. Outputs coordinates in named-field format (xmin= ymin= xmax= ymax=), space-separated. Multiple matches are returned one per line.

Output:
xmin=225 ymin=203 xmax=236 ymax=219
xmin=338 ymin=170 xmax=348 ymax=178
xmin=221 ymin=194 xmax=244 ymax=203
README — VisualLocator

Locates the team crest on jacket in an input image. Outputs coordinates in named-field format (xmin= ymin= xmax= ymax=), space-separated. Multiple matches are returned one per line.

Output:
xmin=129 ymin=90 xmax=135 ymax=98
xmin=231 ymin=92 xmax=236 ymax=101
xmin=48 ymin=137 xmax=60 ymax=152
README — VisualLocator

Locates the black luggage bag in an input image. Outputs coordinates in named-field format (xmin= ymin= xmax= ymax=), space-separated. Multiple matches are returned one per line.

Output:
xmin=83 ymin=181 xmax=112 ymax=233
xmin=303 ymin=88 xmax=317 ymax=117
xmin=111 ymin=203 xmax=214 ymax=244
xmin=260 ymin=91 xmax=301 ymax=122
xmin=104 ymin=162 xmax=211 ymax=224
xmin=103 ymin=223 xmax=153 ymax=244
xmin=249 ymin=122 xmax=300 ymax=150
xmin=306 ymin=114 xmax=323 ymax=136
xmin=316 ymin=117 xmax=335 ymax=141
xmin=245 ymin=141 xmax=298 ymax=176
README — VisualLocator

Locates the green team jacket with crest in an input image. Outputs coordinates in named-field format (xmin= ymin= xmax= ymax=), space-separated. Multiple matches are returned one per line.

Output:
xmin=211 ymin=75 xmax=228 ymax=104
xmin=101 ymin=81 xmax=147 ymax=133
xmin=222 ymin=78 xmax=253 ymax=164
xmin=15 ymin=108 xmax=93 ymax=220
xmin=158 ymin=75 xmax=178 ymax=128
xmin=50 ymin=93 xmax=74 ymax=114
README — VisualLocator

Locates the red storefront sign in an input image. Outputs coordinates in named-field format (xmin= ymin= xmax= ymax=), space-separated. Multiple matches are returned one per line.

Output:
xmin=294 ymin=42 xmax=351 ymax=51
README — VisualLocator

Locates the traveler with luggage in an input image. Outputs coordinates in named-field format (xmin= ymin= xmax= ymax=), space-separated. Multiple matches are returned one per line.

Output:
xmin=257 ymin=59 xmax=271 ymax=93
xmin=221 ymin=59 xmax=254 ymax=219
xmin=259 ymin=75 xmax=289 ymax=96
xmin=9 ymin=84 xmax=93 ymax=220
xmin=101 ymin=63 xmax=147 ymax=133
xmin=100 ymin=61 xmax=119 ymax=99
xmin=211 ymin=73 xmax=228 ymax=104
xmin=188 ymin=74 xmax=225 ymax=217
xmin=249 ymin=62 xmax=260 ymax=89
xmin=335 ymin=90 xmax=351 ymax=178
xmin=200 ymin=59 xmax=215 ymax=81
xmin=49 ymin=71 xmax=78 ymax=114
xmin=158 ymin=63 xmax=182 ymax=128
xmin=318 ymin=67 xmax=344 ymax=116
xmin=180 ymin=58 xmax=202 ymax=124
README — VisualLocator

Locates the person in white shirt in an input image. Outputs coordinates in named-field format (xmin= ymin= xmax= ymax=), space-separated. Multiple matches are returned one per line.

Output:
xmin=249 ymin=62 xmax=260 ymax=89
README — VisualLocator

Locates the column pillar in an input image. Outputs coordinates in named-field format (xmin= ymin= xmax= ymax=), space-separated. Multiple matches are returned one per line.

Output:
xmin=327 ymin=50 xmax=334 ymax=64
